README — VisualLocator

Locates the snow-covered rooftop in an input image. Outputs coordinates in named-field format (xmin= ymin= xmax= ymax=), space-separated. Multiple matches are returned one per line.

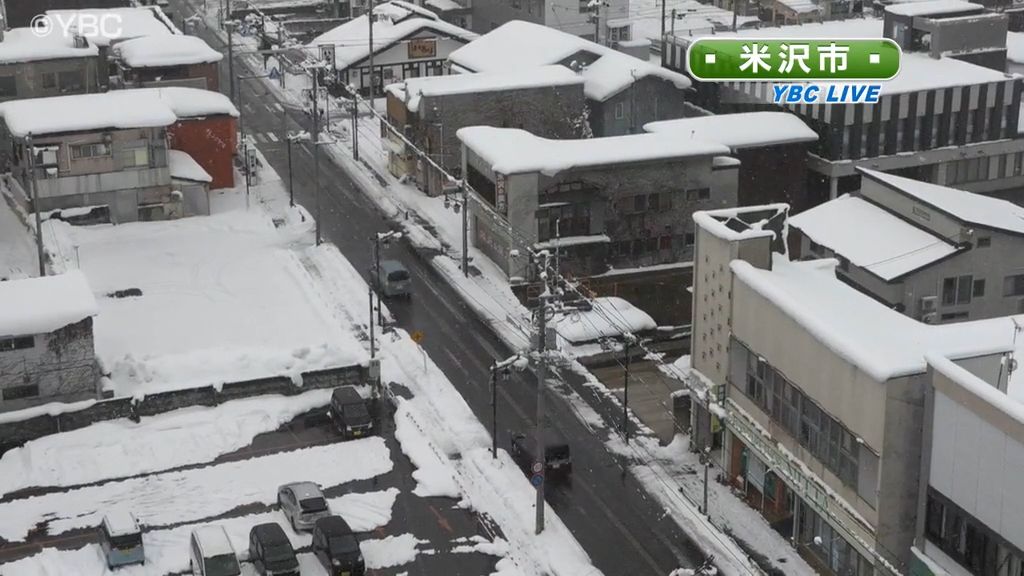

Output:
xmin=114 ymin=34 xmax=222 ymax=68
xmin=693 ymin=204 xmax=788 ymax=242
xmin=732 ymin=255 xmax=1019 ymax=382
xmin=458 ymin=126 xmax=730 ymax=175
xmin=0 ymin=87 xmax=237 ymax=137
xmin=0 ymin=27 xmax=98 ymax=64
xmin=1007 ymin=31 xmax=1024 ymax=64
xmin=673 ymin=17 xmax=883 ymax=40
xmin=644 ymin=112 xmax=818 ymax=149
xmin=861 ymin=168 xmax=1024 ymax=235
xmin=789 ymin=194 xmax=959 ymax=281
xmin=385 ymin=66 xmax=582 ymax=113
xmin=310 ymin=1 xmax=477 ymax=70
xmin=0 ymin=271 xmax=98 ymax=337
xmin=554 ymin=296 xmax=656 ymax=344
xmin=168 ymin=150 xmax=212 ymax=183
xmin=449 ymin=20 xmax=691 ymax=101
xmin=46 ymin=7 xmax=176 ymax=47
xmin=884 ymin=0 xmax=982 ymax=16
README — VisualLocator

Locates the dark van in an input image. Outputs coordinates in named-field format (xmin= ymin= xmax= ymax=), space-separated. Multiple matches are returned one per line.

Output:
xmin=510 ymin=429 xmax=572 ymax=476
xmin=329 ymin=386 xmax=373 ymax=439
xmin=312 ymin=516 xmax=365 ymax=576
xmin=248 ymin=523 xmax=298 ymax=576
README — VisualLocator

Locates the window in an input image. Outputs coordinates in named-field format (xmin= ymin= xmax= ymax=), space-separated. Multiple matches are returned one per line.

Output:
xmin=41 ymin=72 xmax=57 ymax=89
xmin=648 ymin=193 xmax=660 ymax=211
xmin=973 ymin=279 xmax=986 ymax=298
xmin=634 ymin=195 xmax=646 ymax=212
xmin=1005 ymin=274 xmax=1024 ymax=297
xmin=659 ymin=236 xmax=671 ymax=250
xmin=0 ymin=336 xmax=34 ymax=352
xmin=977 ymin=237 xmax=991 ymax=248
xmin=745 ymin=353 xmax=769 ymax=410
xmin=0 ymin=75 xmax=16 ymax=97
xmin=579 ymin=0 xmax=590 ymax=13
xmin=685 ymin=232 xmax=695 ymax=246
xmin=120 ymin=147 xmax=149 ymax=168
xmin=57 ymin=70 xmax=84 ymax=93
xmin=800 ymin=400 xmax=822 ymax=457
xmin=614 ymin=102 xmax=625 ymax=119
xmin=942 ymin=275 xmax=973 ymax=305
xmin=2 ymin=384 xmax=39 ymax=400
xmin=71 ymin=143 xmax=110 ymax=159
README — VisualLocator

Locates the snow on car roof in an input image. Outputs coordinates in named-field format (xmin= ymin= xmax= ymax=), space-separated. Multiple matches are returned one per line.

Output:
xmin=0 ymin=27 xmax=98 ymax=64
xmin=284 ymin=481 xmax=323 ymax=500
xmin=644 ymin=112 xmax=818 ymax=149
xmin=457 ymin=126 xmax=729 ymax=175
xmin=0 ymin=271 xmax=98 ymax=337
xmin=448 ymin=20 xmax=691 ymax=101
xmin=385 ymin=66 xmax=582 ymax=113
xmin=114 ymin=35 xmax=222 ymax=68
xmin=103 ymin=510 xmax=140 ymax=536
xmin=788 ymin=194 xmax=959 ymax=281
xmin=192 ymin=525 xmax=235 ymax=557
xmin=860 ymin=168 xmax=1024 ymax=235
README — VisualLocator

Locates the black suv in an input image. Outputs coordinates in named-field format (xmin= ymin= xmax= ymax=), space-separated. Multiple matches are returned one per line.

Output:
xmin=248 ymin=523 xmax=298 ymax=576
xmin=510 ymin=429 xmax=572 ymax=476
xmin=312 ymin=516 xmax=365 ymax=576
xmin=329 ymin=386 xmax=374 ymax=439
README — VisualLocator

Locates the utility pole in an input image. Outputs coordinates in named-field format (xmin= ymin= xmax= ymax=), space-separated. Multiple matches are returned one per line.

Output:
xmin=660 ymin=0 xmax=666 ymax=44
xmin=629 ymin=70 xmax=638 ymax=134
xmin=243 ymin=144 xmax=251 ymax=210
xmin=534 ymin=250 xmax=552 ymax=535
xmin=368 ymin=286 xmax=376 ymax=358
xmin=490 ymin=363 xmax=498 ymax=458
xmin=461 ymin=182 xmax=468 ymax=277
xmin=25 ymin=134 xmax=44 ymax=277
xmin=671 ymin=9 xmax=677 ymax=37
xmin=287 ymin=135 xmax=294 ymax=207
xmin=312 ymin=68 xmax=322 ymax=246
xmin=351 ymin=99 xmax=360 ymax=161
xmin=623 ymin=334 xmax=631 ymax=443
xmin=227 ymin=21 xmax=236 ymax=105
xmin=367 ymin=0 xmax=375 ymax=103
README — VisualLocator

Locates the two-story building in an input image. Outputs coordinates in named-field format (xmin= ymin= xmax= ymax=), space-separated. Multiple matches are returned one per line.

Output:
xmin=469 ymin=0 xmax=630 ymax=44
xmin=0 ymin=88 xmax=235 ymax=222
xmin=458 ymin=125 xmax=736 ymax=323
xmin=0 ymin=270 xmax=99 ymax=412
xmin=645 ymin=112 xmax=821 ymax=211
xmin=113 ymin=34 xmax=223 ymax=90
xmin=790 ymin=168 xmax=1024 ymax=323
xmin=448 ymin=20 xmax=692 ymax=137
xmin=311 ymin=1 xmax=478 ymax=98
xmin=383 ymin=65 xmax=587 ymax=194
xmin=0 ymin=27 xmax=102 ymax=102
xmin=662 ymin=6 xmax=1024 ymax=204
xmin=687 ymin=203 xmax=1024 ymax=575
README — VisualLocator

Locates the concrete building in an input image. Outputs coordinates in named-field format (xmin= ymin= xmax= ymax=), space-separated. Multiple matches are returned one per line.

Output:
xmin=685 ymin=203 xmax=1024 ymax=575
xmin=791 ymin=168 xmax=1024 ymax=324
xmin=0 ymin=88 xmax=236 ymax=222
xmin=310 ymin=1 xmax=477 ymax=98
xmin=645 ymin=112 xmax=821 ymax=212
xmin=113 ymin=34 xmax=223 ymax=90
xmin=448 ymin=21 xmax=691 ymax=137
xmin=458 ymin=126 xmax=736 ymax=323
xmin=469 ymin=0 xmax=629 ymax=44
xmin=662 ymin=8 xmax=1024 ymax=204
xmin=4 ymin=0 xmax=129 ymax=28
xmin=0 ymin=28 xmax=103 ymax=102
xmin=912 ymin=352 xmax=1024 ymax=576
xmin=0 ymin=271 xmax=99 ymax=412
xmin=383 ymin=65 xmax=587 ymax=195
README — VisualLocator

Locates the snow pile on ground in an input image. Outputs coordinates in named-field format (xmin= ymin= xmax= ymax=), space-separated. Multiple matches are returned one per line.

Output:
xmin=42 ymin=210 xmax=367 ymax=395
xmin=361 ymin=533 xmax=428 ymax=569
xmin=329 ymin=488 xmax=400 ymax=532
xmin=0 ymin=438 xmax=391 ymax=542
xmin=0 ymin=390 xmax=333 ymax=497
xmin=393 ymin=401 xmax=462 ymax=498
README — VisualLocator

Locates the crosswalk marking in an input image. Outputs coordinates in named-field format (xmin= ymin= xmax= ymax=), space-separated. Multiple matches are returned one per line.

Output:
xmin=273 ymin=102 xmax=284 ymax=113
xmin=266 ymin=132 xmax=280 ymax=142
xmin=255 ymin=133 xmax=268 ymax=143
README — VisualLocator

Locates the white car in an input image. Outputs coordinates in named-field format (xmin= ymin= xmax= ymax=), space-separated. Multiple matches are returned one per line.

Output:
xmin=277 ymin=481 xmax=330 ymax=532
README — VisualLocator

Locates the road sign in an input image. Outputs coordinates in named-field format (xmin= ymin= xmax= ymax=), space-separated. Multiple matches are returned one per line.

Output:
xmin=530 ymin=474 xmax=543 ymax=487
xmin=531 ymin=462 xmax=543 ymax=474
xmin=411 ymin=330 xmax=425 ymax=344
xmin=268 ymin=66 xmax=281 ymax=80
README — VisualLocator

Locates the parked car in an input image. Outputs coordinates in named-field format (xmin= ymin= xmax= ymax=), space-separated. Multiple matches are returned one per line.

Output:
xmin=510 ymin=428 xmax=572 ymax=477
xmin=99 ymin=510 xmax=145 ymax=569
xmin=312 ymin=516 xmax=365 ymax=576
xmin=375 ymin=260 xmax=411 ymax=298
xmin=248 ymin=523 xmax=298 ymax=576
xmin=189 ymin=525 xmax=241 ymax=576
xmin=278 ymin=481 xmax=331 ymax=531
xmin=329 ymin=386 xmax=373 ymax=439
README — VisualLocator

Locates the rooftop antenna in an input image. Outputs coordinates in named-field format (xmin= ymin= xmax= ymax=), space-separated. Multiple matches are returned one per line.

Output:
xmin=998 ymin=318 xmax=1023 ymax=392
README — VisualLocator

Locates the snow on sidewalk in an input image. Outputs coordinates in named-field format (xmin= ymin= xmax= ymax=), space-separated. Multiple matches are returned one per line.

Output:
xmin=3 ymin=489 xmax=402 ymax=576
xmin=0 ymin=390 xmax=333 ymax=497
xmin=42 ymin=209 xmax=367 ymax=396
xmin=0 ymin=438 xmax=391 ymax=542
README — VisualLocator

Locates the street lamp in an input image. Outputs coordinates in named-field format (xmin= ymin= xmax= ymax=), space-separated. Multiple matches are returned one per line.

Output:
xmin=285 ymin=131 xmax=307 ymax=208
xmin=372 ymin=230 xmax=403 ymax=327
xmin=490 ymin=354 xmax=527 ymax=458
xmin=442 ymin=179 xmax=469 ymax=277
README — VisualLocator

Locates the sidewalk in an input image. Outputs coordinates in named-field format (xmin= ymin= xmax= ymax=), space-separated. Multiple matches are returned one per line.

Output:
xmin=185 ymin=6 xmax=813 ymax=574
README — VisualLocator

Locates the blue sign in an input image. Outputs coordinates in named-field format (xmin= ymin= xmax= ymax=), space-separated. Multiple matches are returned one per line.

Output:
xmin=530 ymin=474 xmax=543 ymax=487
xmin=268 ymin=67 xmax=281 ymax=80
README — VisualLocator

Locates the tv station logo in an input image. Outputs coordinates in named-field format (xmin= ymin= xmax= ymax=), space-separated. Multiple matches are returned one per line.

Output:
xmin=686 ymin=39 xmax=902 ymax=104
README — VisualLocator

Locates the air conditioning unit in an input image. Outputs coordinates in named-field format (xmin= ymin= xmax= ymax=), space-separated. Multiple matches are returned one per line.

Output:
xmin=922 ymin=313 xmax=938 ymax=324
xmin=919 ymin=296 xmax=938 ymax=313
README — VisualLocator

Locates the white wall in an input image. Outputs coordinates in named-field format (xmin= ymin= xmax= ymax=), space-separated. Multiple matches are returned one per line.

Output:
xmin=930 ymin=388 xmax=1024 ymax=551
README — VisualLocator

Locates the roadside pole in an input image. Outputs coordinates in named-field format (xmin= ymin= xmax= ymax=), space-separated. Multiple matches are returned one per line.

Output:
xmin=534 ymin=251 xmax=551 ymax=535
xmin=312 ymin=69 xmax=321 ymax=246
xmin=623 ymin=335 xmax=631 ymax=443
xmin=26 ymin=133 xmax=45 ymax=277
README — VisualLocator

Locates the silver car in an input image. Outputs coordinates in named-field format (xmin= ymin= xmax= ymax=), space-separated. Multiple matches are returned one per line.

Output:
xmin=277 ymin=482 xmax=331 ymax=532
